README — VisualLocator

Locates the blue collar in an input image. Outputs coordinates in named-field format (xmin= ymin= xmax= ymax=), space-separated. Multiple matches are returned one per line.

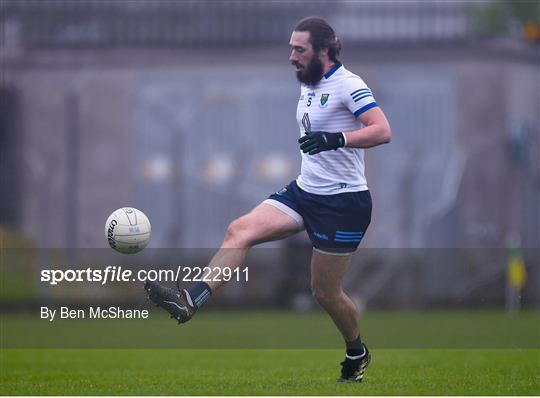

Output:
xmin=324 ymin=63 xmax=342 ymax=79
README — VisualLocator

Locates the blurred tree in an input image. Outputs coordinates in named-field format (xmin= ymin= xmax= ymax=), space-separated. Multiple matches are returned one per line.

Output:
xmin=472 ymin=0 xmax=540 ymax=41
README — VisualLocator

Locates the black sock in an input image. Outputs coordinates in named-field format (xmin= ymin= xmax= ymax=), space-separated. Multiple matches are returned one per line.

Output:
xmin=346 ymin=335 xmax=365 ymax=358
xmin=185 ymin=282 xmax=212 ymax=309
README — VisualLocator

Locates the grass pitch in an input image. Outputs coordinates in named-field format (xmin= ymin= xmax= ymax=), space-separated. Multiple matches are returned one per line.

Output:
xmin=1 ymin=310 xmax=539 ymax=395
xmin=1 ymin=348 xmax=538 ymax=395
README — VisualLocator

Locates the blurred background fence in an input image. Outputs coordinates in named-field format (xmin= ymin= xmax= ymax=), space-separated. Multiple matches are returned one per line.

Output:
xmin=0 ymin=0 xmax=515 ymax=48
xmin=0 ymin=0 xmax=539 ymax=310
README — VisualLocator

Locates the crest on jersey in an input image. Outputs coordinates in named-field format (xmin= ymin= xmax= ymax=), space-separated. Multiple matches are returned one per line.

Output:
xmin=320 ymin=93 xmax=330 ymax=107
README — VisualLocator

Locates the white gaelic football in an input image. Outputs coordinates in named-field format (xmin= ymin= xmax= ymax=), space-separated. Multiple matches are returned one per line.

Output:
xmin=105 ymin=207 xmax=151 ymax=254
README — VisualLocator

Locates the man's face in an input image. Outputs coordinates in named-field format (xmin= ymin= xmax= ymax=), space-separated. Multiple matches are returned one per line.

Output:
xmin=289 ymin=31 xmax=324 ymax=86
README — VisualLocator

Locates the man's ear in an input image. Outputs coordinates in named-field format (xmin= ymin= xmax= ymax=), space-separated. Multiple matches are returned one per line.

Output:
xmin=319 ymin=47 xmax=329 ymax=61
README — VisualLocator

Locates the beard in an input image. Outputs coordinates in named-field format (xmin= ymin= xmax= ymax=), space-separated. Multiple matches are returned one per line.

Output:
xmin=293 ymin=56 xmax=324 ymax=86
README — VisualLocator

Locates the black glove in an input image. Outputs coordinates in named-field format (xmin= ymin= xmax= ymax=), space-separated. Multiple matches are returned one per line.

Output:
xmin=298 ymin=132 xmax=345 ymax=155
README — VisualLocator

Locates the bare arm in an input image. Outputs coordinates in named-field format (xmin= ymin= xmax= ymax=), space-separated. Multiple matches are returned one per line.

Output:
xmin=343 ymin=107 xmax=392 ymax=149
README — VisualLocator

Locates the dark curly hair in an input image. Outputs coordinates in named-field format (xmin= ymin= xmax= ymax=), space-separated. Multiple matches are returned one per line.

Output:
xmin=294 ymin=16 xmax=341 ymax=63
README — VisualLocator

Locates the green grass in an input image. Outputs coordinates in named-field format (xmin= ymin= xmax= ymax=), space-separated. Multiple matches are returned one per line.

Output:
xmin=1 ymin=311 xmax=539 ymax=395
xmin=1 ymin=349 xmax=539 ymax=395
xmin=2 ymin=310 xmax=539 ymax=348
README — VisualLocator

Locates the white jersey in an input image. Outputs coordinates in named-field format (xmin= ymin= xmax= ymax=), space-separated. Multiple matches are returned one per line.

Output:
xmin=295 ymin=64 xmax=377 ymax=195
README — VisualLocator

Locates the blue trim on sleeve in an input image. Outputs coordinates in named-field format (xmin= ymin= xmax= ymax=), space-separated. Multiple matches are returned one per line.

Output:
xmin=354 ymin=102 xmax=378 ymax=117
xmin=351 ymin=88 xmax=371 ymax=97
xmin=324 ymin=63 xmax=342 ymax=79
xmin=353 ymin=93 xmax=374 ymax=103
xmin=352 ymin=91 xmax=372 ymax=100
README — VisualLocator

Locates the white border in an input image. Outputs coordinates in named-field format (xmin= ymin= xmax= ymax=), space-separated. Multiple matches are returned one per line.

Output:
xmin=263 ymin=199 xmax=304 ymax=228
xmin=313 ymin=247 xmax=355 ymax=256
